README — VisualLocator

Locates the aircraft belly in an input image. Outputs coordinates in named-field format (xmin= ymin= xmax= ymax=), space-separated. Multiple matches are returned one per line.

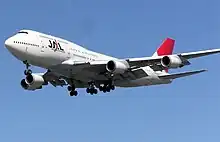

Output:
xmin=115 ymin=76 xmax=171 ymax=87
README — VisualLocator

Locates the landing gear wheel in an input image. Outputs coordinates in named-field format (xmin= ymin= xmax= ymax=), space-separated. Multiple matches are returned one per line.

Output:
xmin=106 ymin=87 xmax=111 ymax=92
xmin=67 ymin=86 xmax=72 ymax=91
xmin=86 ymin=88 xmax=90 ymax=93
xmin=94 ymin=89 xmax=98 ymax=94
xmin=67 ymin=83 xmax=77 ymax=96
xmin=99 ymin=86 xmax=103 ymax=91
xmin=110 ymin=85 xmax=115 ymax=90
xmin=70 ymin=90 xmax=78 ymax=96
xmin=70 ymin=91 xmax=74 ymax=96
xmin=24 ymin=69 xmax=32 ymax=75
xmin=86 ymin=88 xmax=98 ymax=95
xmin=103 ymin=86 xmax=107 ymax=93
xmin=73 ymin=91 xmax=78 ymax=96
xmin=86 ymin=81 xmax=99 ymax=95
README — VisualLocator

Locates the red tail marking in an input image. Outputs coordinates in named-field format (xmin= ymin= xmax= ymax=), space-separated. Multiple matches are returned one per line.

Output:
xmin=157 ymin=38 xmax=175 ymax=73
xmin=157 ymin=38 xmax=175 ymax=56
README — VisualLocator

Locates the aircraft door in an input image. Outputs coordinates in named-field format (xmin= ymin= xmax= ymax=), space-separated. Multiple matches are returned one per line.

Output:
xmin=40 ymin=39 xmax=46 ymax=52
xmin=67 ymin=45 xmax=71 ymax=59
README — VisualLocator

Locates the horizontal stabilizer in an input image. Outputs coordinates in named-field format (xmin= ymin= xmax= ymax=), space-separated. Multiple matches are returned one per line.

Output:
xmin=159 ymin=69 xmax=207 ymax=80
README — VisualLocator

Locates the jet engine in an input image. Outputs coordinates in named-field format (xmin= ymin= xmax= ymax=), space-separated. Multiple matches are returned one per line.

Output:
xmin=106 ymin=60 xmax=129 ymax=74
xmin=161 ymin=55 xmax=183 ymax=68
xmin=20 ymin=73 xmax=46 ymax=90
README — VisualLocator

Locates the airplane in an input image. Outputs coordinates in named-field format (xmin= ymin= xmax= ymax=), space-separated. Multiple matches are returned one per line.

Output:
xmin=4 ymin=29 xmax=220 ymax=96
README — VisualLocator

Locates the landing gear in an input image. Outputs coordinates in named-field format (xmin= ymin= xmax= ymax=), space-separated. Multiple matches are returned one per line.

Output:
xmin=86 ymin=87 xmax=98 ymax=95
xmin=86 ymin=80 xmax=116 ymax=95
xmin=70 ymin=90 xmax=78 ymax=96
xmin=23 ymin=60 xmax=32 ymax=75
xmin=67 ymin=84 xmax=78 ymax=96
xmin=99 ymin=82 xmax=115 ymax=93
xmin=86 ymin=82 xmax=98 ymax=95
xmin=24 ymin=69 xmax=32 ymax=75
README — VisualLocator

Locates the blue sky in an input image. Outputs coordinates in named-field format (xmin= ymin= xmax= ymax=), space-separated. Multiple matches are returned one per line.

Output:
xmin=0 ymin=0 xmax=220 ymax=141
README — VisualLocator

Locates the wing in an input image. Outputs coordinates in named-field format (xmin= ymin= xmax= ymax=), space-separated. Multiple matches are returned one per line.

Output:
xmin=127 ymin=48 xmax=220 ymax=69
xmin=49 ymin=60 xmax=150 ymax=86
xmin=43 ymin=70 xmax=89 ymax=88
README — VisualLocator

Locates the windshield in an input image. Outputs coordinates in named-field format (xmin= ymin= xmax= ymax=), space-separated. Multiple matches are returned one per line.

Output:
xmin=18 ymin=31 xmax=28 ymax=34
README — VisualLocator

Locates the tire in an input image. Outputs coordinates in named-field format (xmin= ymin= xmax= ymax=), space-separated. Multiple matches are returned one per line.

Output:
xmin=106 ymin=87 xmax=111 ymax=92
xmin=72 ymin=85 xmax=75 ymax=91
xmin=110 ymin=85 xmax=115 ymax=90
xmin=94 ymin=89 xmax=98 ymax=94
xmin=67 ymin=86 xmax=72 ymax=91
xmin=86 ymin=88 xmax=90 ymax=93
xmin=99 ymin=86 xmax=103 ymax=91
xmin=73 ymin=91 xmax=78 ymax=96
xmin=27 ymin=69 xmax=32 ymax=75
xmin=70 ymin=91 xmax=74 ymax=96
xmin=24 ymin=70 xmax=28 ymax=75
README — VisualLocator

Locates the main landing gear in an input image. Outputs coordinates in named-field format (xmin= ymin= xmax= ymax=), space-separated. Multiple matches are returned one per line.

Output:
xmin=68 ymin=85 xmax=78 ymax=96
xmin=86 ymin=82 xmax=98 ymax=95
xmin=86 ymin=81 xmax=115 ymax=95
xmin=99 ymin=84 xmax=115 ymax=93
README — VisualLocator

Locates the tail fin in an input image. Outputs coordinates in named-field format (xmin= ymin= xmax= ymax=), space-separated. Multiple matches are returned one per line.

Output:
xmin=153 ymin=38 xmax=175 ymax=73
xmin=153 ymin=38 xmax=175 ymax=57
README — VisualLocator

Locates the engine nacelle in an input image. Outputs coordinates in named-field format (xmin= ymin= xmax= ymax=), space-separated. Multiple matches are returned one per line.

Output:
xmin=20 ymin=74 xmax=45 ymax=90
xmin=161 ymin=55 xmax=183 ymax=68
xmin=106 ymin=60 xmax=129 ymax=74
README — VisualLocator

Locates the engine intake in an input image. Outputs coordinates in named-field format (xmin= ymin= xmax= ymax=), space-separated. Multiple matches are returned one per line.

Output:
xmin=161 ymin=55 xmax=183 ymax=68
xmin=21 ymin=79 xmax=29 ymax=90
xmin=106 ymin=60 xmax=129 ymax=74
xmin=20 ymin=73 xmax=45 ymax=90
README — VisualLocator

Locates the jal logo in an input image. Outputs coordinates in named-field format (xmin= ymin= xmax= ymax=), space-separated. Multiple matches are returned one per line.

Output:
xmin=48 ymin=40 xmax=64 ymax=52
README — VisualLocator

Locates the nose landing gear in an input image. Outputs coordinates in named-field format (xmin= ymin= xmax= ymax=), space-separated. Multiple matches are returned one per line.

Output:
xmin=23 ymin=60 xmax=32 ymax=75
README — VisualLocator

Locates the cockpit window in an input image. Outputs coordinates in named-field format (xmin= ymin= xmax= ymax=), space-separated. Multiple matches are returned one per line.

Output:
xmin=18 ymin=31 xmax=28 ymax=34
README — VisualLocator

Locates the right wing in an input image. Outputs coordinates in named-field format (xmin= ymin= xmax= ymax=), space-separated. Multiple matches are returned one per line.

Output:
xmin=49 ymin=59 xmax=149 ymax=85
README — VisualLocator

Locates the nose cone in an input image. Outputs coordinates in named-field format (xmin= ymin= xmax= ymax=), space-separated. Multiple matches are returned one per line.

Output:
xmin=4 ymin=36 xmax=27 ymax=61
xmin=5 ymin=37 xmax=13 ymax=49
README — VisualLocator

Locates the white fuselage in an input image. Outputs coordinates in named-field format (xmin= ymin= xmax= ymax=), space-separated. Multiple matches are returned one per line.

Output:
xmin=5 ymin=30 xmax=171 ymax=87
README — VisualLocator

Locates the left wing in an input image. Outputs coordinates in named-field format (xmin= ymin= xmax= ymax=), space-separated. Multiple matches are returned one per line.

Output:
xmin=127 ymin=48 xmax=220 ymax=69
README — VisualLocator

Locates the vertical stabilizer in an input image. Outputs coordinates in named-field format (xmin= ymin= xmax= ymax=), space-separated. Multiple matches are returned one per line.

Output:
xmin=153 ymin=38 xmax=175 ymax=72
xmin=153 ymin=38 xmax=175 ymax=57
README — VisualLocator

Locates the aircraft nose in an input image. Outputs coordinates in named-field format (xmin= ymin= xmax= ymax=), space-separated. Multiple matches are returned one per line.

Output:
xmin=5 ymin=37 xmax=13 ymax=49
